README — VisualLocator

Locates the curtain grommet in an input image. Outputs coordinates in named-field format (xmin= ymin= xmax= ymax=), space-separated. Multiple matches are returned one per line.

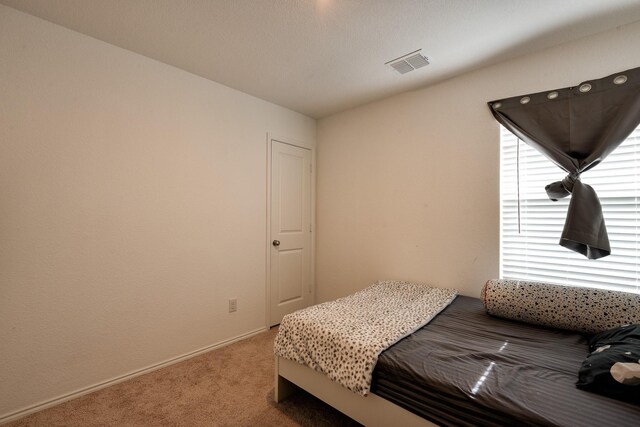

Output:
xmin=493 ymin=102 xmax=502 ymax=109
xmin=579 ymin=83 xmax=592 ymax=93
xmin=614 ymin=75 xmax=627 ymax=85
xmin=520 ymin=96 xmax=531 ymax=104
xmin=547 ymin=91 xmax=559 ymax=100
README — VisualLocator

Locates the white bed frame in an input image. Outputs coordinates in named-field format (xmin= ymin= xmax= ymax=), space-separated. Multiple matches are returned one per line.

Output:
xmin=275 ymin=356 xmax=437 ymax=427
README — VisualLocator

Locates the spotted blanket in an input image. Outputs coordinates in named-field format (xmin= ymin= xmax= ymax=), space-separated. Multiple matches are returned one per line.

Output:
xmin=274 ymin=280 xmax=457 ymax=395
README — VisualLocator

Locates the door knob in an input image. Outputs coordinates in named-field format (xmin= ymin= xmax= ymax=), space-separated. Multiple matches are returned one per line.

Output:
xmin=272 ymin=240 xmax=280 ymax=247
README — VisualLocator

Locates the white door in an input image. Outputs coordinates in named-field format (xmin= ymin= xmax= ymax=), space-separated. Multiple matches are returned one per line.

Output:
xmin=270 ymin=140 xmax=312 ymax=326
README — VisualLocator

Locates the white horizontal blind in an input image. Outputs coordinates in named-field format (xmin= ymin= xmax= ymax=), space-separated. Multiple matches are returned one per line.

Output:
xmin=500 ymin=125 xmax=640 ymax=293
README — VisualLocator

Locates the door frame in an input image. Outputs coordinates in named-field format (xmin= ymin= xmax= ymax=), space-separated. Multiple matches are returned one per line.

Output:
xmin=266 ymin=133 xmax=316 ymax=327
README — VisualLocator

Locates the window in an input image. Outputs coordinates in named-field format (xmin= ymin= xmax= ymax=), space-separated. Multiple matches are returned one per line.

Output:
xmin=500 ymin=125 xmax=640 ymax=294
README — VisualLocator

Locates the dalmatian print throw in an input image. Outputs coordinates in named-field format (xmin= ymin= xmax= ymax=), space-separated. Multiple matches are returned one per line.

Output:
xmin=274 ymin=281 xmax=457 ymax=395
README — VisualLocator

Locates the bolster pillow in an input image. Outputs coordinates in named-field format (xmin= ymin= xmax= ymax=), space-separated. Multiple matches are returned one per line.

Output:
xmin=482 ymin=279 xmax=640 ymax=334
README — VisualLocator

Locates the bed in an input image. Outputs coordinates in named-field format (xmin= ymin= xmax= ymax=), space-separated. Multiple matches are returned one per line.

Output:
xmin=274 ymin=281 xmax=640 ymax=427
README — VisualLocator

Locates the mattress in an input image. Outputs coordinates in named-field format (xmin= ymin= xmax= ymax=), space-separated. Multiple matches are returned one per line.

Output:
xmin=371 ymin=296 xmax=640 ymax=427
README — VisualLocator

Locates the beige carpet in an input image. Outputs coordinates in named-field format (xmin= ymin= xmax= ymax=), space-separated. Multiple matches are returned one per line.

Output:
xmin=6 ymin=328 xmax=361 ymax=426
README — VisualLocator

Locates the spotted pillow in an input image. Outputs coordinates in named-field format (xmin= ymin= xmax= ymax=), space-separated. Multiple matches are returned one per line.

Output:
xmin=481 ymin=279 xmax=640 ymax=334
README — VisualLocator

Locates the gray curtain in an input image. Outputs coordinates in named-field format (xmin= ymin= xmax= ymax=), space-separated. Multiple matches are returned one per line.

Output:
xmin=489 ymin=67 xmax=640 ymax=259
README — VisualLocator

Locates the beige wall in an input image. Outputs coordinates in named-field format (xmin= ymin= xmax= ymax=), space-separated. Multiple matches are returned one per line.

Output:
xmin=0 ymin=5 xmax=315 ymax=420
xmin=316 ymin=21 xmax=640 ymax=302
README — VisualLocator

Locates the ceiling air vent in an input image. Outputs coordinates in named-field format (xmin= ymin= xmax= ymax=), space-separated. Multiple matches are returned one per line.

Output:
xmin=386 ymin=50 xmax=430 ymax=75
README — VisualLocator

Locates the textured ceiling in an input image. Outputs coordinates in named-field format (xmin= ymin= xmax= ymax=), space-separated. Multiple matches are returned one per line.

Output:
xmin=3 ymin=0 xmax=640 ymax=118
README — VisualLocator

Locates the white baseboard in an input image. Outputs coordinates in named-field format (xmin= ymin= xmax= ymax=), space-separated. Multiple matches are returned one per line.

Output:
xmin=0 ymin=327 xmax=268 ymax=425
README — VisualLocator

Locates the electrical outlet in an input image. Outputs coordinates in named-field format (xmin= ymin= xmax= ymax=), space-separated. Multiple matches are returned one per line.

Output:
xmin=228 ymin=298 xmax=237 ymax=313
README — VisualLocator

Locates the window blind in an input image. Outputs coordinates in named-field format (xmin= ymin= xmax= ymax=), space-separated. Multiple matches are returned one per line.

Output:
xmin=500 ymin=125 xmax=640 ymax=294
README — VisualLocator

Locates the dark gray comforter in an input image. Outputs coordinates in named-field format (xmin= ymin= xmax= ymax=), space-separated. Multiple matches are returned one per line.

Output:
xmin=371 ymin=296 xmax=640 ymax=426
